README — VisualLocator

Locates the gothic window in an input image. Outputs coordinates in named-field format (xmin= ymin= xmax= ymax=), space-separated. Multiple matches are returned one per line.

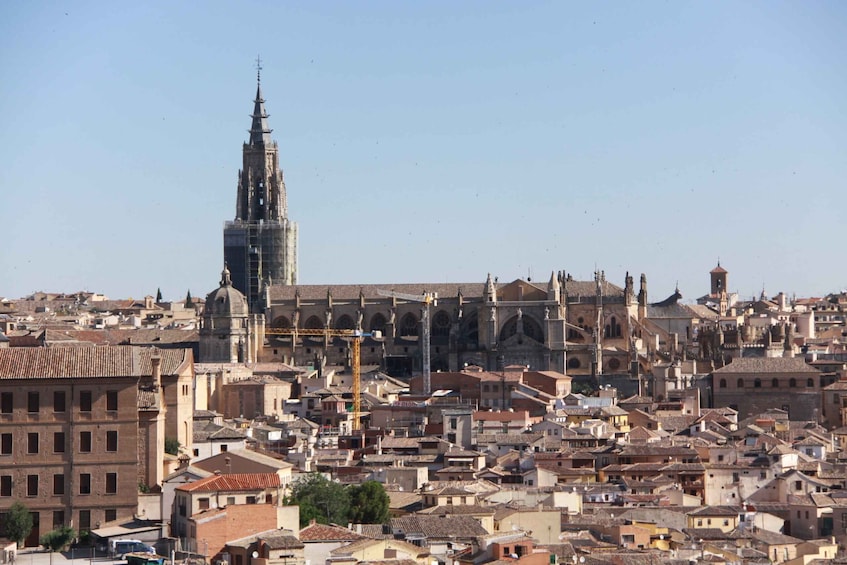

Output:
xmin=271 ymin=316 xmax=291 ymax=329
xmin=459 ymin=311 xmax=479 ymax=345
xmin=304 ymin=316 xmax=324 ymax=330
xmin=400 ymin=313 xmax=419 ymax=337
xmin=432 ymin=311 xmax=451 ymax=338
xmin=604 ymin=316 xmax=622 ymax=339
xmin=369 ymin=313 xmax=387 ymax=335
xmin=499 ymin=315 xmax=543 ymax=342
xmin=719 ymin=378 xmax=727 ymax=388
xmin=335 ymin=315 xmax=355 ymax=330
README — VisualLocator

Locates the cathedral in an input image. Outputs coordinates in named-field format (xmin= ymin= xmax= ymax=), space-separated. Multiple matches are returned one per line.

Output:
xmin=223 ymin=70 xmax=298 ymax=313
xmin=207 ymin=76 xmax=650 ymax=377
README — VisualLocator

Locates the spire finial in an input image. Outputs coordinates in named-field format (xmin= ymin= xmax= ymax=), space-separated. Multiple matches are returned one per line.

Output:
xmin=255 ymin=54 xmax=263 ymax=85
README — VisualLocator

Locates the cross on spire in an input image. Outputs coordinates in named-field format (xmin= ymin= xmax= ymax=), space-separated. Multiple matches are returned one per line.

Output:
xmin=255 ymin=54 xmax=263 ymax=84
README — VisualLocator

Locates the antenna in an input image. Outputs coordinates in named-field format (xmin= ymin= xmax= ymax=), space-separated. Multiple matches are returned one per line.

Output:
xmin=255 ymin=54 xmax=263 ymax=84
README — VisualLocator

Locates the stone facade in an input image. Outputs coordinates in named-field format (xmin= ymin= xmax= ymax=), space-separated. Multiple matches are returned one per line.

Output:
xmin=263 ymin=270 xmax=642 ymax=377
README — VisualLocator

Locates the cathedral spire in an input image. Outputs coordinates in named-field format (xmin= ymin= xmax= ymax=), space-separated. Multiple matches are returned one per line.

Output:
xmin=249 ymin=56 xmax=273 ymax=146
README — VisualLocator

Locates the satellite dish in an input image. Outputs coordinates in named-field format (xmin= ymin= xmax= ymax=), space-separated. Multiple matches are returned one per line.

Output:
xmin=252 ymin=551 xmax=259 ymax=559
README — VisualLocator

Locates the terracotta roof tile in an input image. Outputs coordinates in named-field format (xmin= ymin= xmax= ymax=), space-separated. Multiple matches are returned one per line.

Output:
xmin=176 ymin=473 xmax=280 ymax=492
xmin=0 ymin=345 xmax=190 ymax=378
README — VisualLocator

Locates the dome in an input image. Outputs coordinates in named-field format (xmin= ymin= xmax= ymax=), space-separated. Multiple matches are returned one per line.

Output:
xmin=204 ymin=266 xmax=249 ymax=318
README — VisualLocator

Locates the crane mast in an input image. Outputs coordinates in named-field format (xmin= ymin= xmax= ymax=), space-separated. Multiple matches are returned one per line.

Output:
xmin=264 ymin=327 xmax=366 ymax=431
xmin=376 ymin=290 xmax=437 ymax=395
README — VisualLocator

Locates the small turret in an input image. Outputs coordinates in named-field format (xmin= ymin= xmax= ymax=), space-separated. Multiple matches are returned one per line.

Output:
xmin=547 ymin=271 xmax=560 ymax=302
xmin=485 ymin=273 xmax=498 ymax=303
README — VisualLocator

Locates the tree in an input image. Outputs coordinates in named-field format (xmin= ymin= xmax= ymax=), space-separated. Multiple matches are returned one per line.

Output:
xmin=165 ymin=437 xmax=180 ymax=455
xmin=349 ymin=481 xmax=390 ymax=524
xmin=185 ymin=290 xmax=193 ymax=307
xmin=156 ymin=288 xmax=163 ymax=302
xmin=285 ymin=473 xmax=350 ymax=527
xmin=4 ymin=502 xmax=33 ymax=546
xmin=40 ymin=526 xmax=76 ymax=552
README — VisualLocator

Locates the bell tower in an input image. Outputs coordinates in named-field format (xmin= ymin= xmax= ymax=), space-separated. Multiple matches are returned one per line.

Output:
xmin=223 ymin=59 xmax=298 ymax=313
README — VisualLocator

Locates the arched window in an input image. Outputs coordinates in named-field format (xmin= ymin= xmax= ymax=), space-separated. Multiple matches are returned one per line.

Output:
xmin=807 ymin=378 xmax=814 ymax=388
xmin=432 ymin=310 xmax=451 ymax=338
xmin=369 ymin=313 xmax=387 ymax=335
xmin=271 ymin=316 xmax=291 ymax=329
xmin=607 ymin=358 xmax=621 ymax=371
xmin=772 ymin=378 xmax=779 ymax=388
xmin=400 ymin=313 xmax=419 ymax=337
xmin=737 ymin=378 xmax=744 ymax=388
xmin=335 ymin=314 xmax=355 ymax=330
xmin=719 ymin=378 xmax=727 ymax=389
xmin=568 ymin=357 xmax=581 ymax=369
xmin=789 ymin=378 xmax=797 ymax=388
xmin=754 ymin=378 xmax=762 ymax=388
xmin=304 ymin=315 xmax=324 ymax=330
xmin=500 ymin=315 xmax=544 ymax=343
xmin=604 ymin=316 xmax=622 ymax=338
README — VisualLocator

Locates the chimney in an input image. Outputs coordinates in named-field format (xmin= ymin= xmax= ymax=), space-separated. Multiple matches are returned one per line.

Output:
xmin=151 ymin=355 xmax=162 ymax=388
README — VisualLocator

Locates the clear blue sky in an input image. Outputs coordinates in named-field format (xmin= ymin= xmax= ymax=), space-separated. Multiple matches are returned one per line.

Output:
xmin=1 ymin=1 xmax=845 ymax=303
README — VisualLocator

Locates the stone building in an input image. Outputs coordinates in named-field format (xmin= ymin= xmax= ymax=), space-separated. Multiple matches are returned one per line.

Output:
xmin=711 ymin=357 xmax=823 ymax=420
xmin=199 ymin=266 xmax=265 ymax=363
xmin=262 ymin=270 xmax=643 ymax=376
xmin=223 ymin=72 xmax=297 ymax=313
xmin=0 ymin=346 xmax=193 ymax=546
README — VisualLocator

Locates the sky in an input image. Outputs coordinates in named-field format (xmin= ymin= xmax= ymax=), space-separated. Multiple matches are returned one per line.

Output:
xmin=1 ymin=1 xmax=845 ymax=304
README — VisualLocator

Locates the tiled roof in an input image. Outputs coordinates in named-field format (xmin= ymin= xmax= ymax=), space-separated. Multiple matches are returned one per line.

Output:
xmin=0 ymin=345 xmax=190 ymax=378
xmin=269 ymin=283 xmax=486 ymax=301
xmin=176 ymin=472 xmax=280 ymax=492
xmin=299 ymin=522 xmax=365 ymax=542
xmin=43 ymin=328 xmax=198 ymax=346
xmin=712 ymin=357 xmax=818 ymax=374
xmin=390 ymin=515 xmax=488 ymax=539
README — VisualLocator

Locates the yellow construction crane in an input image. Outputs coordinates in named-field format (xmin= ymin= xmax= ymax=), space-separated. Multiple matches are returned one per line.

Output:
xmin=376 ymin=290 xmax=437 ymax=394
xmin=264 ymin=327 xmax=371 ymax=431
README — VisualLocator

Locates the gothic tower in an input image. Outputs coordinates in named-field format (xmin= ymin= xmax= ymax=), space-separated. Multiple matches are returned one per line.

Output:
xmin=223 ymin=68 xmax=298 ymax=312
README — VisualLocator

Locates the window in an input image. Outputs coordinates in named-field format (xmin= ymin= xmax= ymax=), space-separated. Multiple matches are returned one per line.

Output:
xmin=1 ymin=433 xmax=11 ymax=455
xmin=754 ymin=378 xmax=761 ymax=388
xmin=79 ymin=473 xmax=91 ymax=495
xmin=27 ymin=433 xmax=38 ymax=454
xmin=807 ymin=378 xmax=815 ymax=388
xmin=106 ymin=391 xmax=118 ymax=411
xmin=220 ymin=444 xmax=228 ymax=453
xmin=79 ymin=510 xmax=90 ymax=530
xmin=199 ymin=498 xmax=210 ymax=510
xmin=182 ymin=385 xmax=189 ymax=396
xmin=53 ymin=511 xmax=64 ymax=529
xmin=719 ymin=378 xmax=726 ymax=388
xmin=105 ymin=509 xmax=117 ymax=523
xmin=80 ymin=391 xmax=92 ymax=412
xmin=737 ymin=378 xmax=744 ymax=388
xmin=53 ymin=474 xmax=64 ymax=495
xmin=0 ymin=392 xmax=11 ymax=414
xmin=54 ymin=432 xmax=65 ymax=453
xmin=246 ymin=496 xmax=257 ymax=504
xmin=795 ymin=480 xmax=803 ymax=491
xmin=27 ymin=475 xmax=38 ymax=496
xmin=27 ymin=391 xmax=39 ymax=413
xmin=80 ymin=431 xmax=92 ymax=453
xmin=106 ymin=473 xmax=117 ymax=494
xmin=54 ymin=391 xmax=66 ymax=412
xmin=0 ymin=475 xmax=11 ymax=496
xmin=227 ymin=496 xmax=235 ymax=505
xmin=772 ymin=378 xmax=779 ymax=388
xmin=790 ymin=378 xmax=797 ymax=387
xmin=106 ymin=431 xmax=118 ymax=452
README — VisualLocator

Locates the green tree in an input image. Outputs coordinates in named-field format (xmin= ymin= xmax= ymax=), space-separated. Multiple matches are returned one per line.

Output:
xmin=4 ymin=502 xmax=34 ymax=546
xmin=184 ymin=290 xmax=193 ymax=307
xmin=156 ymin=288 xmax=163 ymax=302
xmin=285 ymin=473 xmax=350 ymax=527
xmin=349 ymin=481 xmax=390 ymax=524
xmin=40 ymin=526 xmax=76 ymax=552
xmin=165 ymin=437 xmax=180 ymax=455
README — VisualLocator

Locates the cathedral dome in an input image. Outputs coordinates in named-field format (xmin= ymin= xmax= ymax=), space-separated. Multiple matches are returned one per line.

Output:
xmin=204 ymin=266 xmax=249 ymax=318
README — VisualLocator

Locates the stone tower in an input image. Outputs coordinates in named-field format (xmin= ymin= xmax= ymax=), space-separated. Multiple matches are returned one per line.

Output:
xmin=224 ymin=69 xmax=298 ymax=313
xmin=710 ymin=262 xmax=728 ymax=295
